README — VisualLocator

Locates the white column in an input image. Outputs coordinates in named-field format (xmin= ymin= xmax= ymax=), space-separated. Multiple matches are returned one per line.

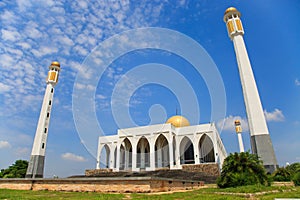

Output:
xmin=140 ymin=141 xmax=145 ymax=169
xmin=132 ymin=140 xmax=138 ymax=172
xmin=115 ymin=144 xmax=120 ymax=172
xmin=109 ymin=144 xmax=115 ymax=169
xmin=175 ymin=137 xmax=181 ymax=168
xmin=157 ymin=149 xmax=162 ymax=168
xmin=169 ymin=135 xmax=174 ymax=169
xmin=149 ymin=137 xmax=155 ymax=170
xmin=96 ymin=143 xmax=102 ymax=169
xmin=194 ymin=137 xmax=200 ymax=164
xmin=237 ymin=133 xmax=245 ymax=152
xmin=125 ymin=150 xmax=129 ymax=170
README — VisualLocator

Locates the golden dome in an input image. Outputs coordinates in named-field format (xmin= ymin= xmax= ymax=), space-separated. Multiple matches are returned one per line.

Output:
xmin=234 ymin=120 xmax=241 ymax=125
xmin=51 ymin=61 xmax=60 ymax=67
xmin=166 ymin=115 xmax=190 ymax=128
xmin=224 ymin=7 xmax=238 ymax=15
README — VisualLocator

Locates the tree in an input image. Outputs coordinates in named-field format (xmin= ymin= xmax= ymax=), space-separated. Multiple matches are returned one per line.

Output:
xmin=292 ymin=171 xmax=300 ymax=186
xmin=272 ymin=167 xmax=291 ymax=181
xmin=286 ymin=162 xmax=300 ymax=186
xmin=0 ymin=160 xmax=28 ymax=178
xmin=217 ymin=152 xmax=268 ymax=188
xmin=286 ymin=162 xmax=300 ymax=175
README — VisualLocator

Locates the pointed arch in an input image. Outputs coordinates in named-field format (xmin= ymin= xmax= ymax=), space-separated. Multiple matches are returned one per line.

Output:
xmin=100 ymin=144 xmax=110 ymax=168
xmin=199 ymin=134 xmax=215 ymax=163
xmin=136 ymin=137 xmax=150 ymax=169
xmin=119 ymin=138 xmax=132 ymax=171
xmin=180 ymin=136 xmax=195 ymax=164
xmin=155 ymin=134 xmax=169 ymax=168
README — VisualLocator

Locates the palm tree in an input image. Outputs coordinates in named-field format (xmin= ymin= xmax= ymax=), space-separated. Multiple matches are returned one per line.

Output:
xmin=217 ymin=152 xmax=268 ymax=188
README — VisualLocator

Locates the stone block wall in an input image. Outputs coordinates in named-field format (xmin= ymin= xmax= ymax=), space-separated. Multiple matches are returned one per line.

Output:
xmin=0 ymin=178 xmax=204 ymax=193
xmin=85 ymin=169 xmax=112 ymax=176
xmin=182 ymin=163 xmax=220 ymax=176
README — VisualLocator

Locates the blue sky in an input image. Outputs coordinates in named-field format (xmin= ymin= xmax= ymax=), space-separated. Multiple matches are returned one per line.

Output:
xmin=0 ymin=0 xmax=299 ymax=177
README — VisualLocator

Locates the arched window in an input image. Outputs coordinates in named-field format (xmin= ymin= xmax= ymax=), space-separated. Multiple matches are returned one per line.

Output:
xmin=100 ymin=144 xmax=110 ymax=168
xmin=119 ymin=138 xmax=132 ymax=171
xmin=199 ymin=134 xmax=215 ymax=163
xmin=180 ymin=136 xmax=195 ymax=164
xmin=155 ymin=134 xmax=169 ymax=168
xmin=136 ymin=137 xmax=150 ymax=169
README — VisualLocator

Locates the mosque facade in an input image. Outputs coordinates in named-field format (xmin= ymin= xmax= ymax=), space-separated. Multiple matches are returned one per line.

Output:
xmin=96 ymin=115 xmax=227 ymax=172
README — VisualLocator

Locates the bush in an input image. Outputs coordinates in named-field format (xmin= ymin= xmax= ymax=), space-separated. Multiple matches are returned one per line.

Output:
xmin=272 ymin=167 xmax=291 ymax=181
xmin=292 ymin=172 xmax=300 ymax=186
xmin=286 ymin=163 xmax=300 ymax=175
xmin=217 ymin=152 xmax=268 ymax=188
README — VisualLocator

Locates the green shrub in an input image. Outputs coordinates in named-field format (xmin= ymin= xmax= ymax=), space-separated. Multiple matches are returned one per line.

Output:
xmin=292 ymin=171 xmax=300 ymax=186
xmin=286 ymin=163 xmax=300 ymax=175
xmin=272 ymin=167 xmax=291 ymax=181
xmin=217 ymin=152 xmax=268 ymax=188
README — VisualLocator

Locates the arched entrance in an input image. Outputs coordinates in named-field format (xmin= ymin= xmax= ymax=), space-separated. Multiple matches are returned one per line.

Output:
xmin=100 ymin=144 xmax=110 ymax=168
xmin=199 ymin=134 xmax=215 ymax=163
xmin=119 ymin=138 xmax=132 ymax=170
xmin=136 ymin=137 xmax=150 ymax=169
xmin=155 ymin=134 xmax=169 ymax=168
xmin=180 ymin=137 xmax=195 ymax=164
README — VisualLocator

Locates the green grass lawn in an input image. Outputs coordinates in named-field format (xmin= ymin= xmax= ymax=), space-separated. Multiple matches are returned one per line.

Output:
xmin=0 ymin=185 xmax=299 ymax=200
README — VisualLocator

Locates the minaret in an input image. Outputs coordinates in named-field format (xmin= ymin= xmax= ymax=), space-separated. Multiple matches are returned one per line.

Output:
xmin=26 ymin=61 xmax=60 ymax=178
xmin=234 ymin=120 xmax=244 ymax=153
xmin=224 ymin=7 xmax=278 ymax=173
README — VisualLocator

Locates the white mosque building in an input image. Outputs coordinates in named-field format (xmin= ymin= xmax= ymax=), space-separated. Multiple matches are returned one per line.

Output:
xmin=96 ymin=115 xmax=227 ymax=172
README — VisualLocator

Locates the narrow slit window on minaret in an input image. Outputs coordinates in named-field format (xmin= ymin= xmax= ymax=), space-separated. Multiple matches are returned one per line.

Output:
xmin=44 ymin=128 xmax=47 ymax=133
xmin=47 ymin=112 xmax=50 ymax=118
xmin=42 ymin=143 xmax=45 ymax=149
xmin=51 ymin=88 xmax=54 ymax=93
xmin=49 ymin=100 xmax=51 ymax=105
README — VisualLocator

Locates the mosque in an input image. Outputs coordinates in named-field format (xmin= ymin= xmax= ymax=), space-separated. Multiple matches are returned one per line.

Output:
xmin=96 ymin=116 xmax=227 ymax=172
xmin=26 ymin=7 xmax=278 ymax=178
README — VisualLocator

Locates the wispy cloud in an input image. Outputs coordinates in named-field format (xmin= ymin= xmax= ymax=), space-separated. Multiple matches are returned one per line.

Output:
xmin=61 ymin=152 xmax=87 ymax=162
xmin=0 ymin=1 xmax=167 ymax=117
xmin=0 ymin=141 xmax=11 ymax=149
xmin=217 ymin=115 xmax=249 ymax=132
xmin=264 ymin=108 xmax=285 ymax=122
xmin=295 ymin=79 xmax=300 ymax=86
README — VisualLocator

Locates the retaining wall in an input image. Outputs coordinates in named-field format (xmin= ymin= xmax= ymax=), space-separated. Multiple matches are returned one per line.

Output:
xmin=0 ymin=177 xmax=204 ymax=193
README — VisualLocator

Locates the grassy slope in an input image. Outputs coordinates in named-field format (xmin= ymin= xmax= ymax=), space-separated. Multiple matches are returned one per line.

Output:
xmin=0 ymin=185 xmax=299 ymax=199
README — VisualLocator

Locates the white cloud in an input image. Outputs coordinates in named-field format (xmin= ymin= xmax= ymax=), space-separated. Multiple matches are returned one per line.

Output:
xmin=16 ymin=0 xmax=32 ymax=12
xmin=1 ymin=10 xmax=19 ymax=24
xmin=0 ymin=141 xmax=11 ymax=149
xmin=217 ymin=115 xmax=249 ymax=132
xmin=74 ymin=83 xmax=95 ymax=91
xmin=1 ymin=29 xmax=21 ymax=42
xmin=0 ymin=83 xmax=12 ymax=93
xmin=61 ymin=152 xmax=87 ymax=162
xmin=295 ymin=79 xmax=300 ymax=86
xmin=264 ymin=108 xmax=285 ymax=122
xmin=96 ymin=94 xmax=107 ymax=100
xmin=31 ymin=46 xmax=58 ymax=57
